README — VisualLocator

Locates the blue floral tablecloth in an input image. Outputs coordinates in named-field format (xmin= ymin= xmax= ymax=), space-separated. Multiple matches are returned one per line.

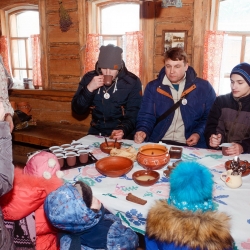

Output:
xmin=62 ymin=135 xmax=250 ymax=250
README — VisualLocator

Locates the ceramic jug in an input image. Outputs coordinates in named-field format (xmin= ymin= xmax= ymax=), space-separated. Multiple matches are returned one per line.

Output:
xmin=220 ymin=169 xmax=242 ymax=189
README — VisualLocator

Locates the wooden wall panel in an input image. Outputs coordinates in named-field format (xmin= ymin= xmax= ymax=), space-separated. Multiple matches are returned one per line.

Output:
xmin=156 ymin=4 xmax=193 ymax=20
xmin=46 ymin=0 xmax=77 ymax=11
xmin=49 ymin=43 xmax=80 ymax=55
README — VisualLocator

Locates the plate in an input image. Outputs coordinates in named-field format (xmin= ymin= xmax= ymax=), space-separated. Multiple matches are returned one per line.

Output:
xmin=225 ymin=160 xmax=250 ymax=177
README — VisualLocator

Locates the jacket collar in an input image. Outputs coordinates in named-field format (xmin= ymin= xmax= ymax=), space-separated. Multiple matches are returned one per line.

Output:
xmin=146 ymin=200 xmax=233 ymax=250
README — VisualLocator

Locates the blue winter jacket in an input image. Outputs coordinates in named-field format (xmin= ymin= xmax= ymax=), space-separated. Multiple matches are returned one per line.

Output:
xmin=136 ymin=66 xmax=216 ymax=148
xmin=44 ymin=184 xmax=138 ymax=250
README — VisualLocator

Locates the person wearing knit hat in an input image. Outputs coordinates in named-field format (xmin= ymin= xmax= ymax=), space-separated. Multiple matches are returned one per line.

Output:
xmin=72 ymin=44 xmax=142 ymax=140
xmin=205 ymin=62 xmax=250 ymax=154
xmin=44 ymin=181 xmax=139 ymax=249
xmin=145 ymin=161 xmax=234 ymax=250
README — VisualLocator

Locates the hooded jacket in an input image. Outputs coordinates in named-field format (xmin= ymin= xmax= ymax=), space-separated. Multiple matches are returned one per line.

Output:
xmin=204 ymin=93 xmax=250 ymax=153
xmin=136 ymin=66 xmax=216 ymax=148
xmin=44 ymin=184 xmax=138 ymax=250
xmin=145 ymin=200 xmax=234 ymax=250
xmin=72 ymin=62 xmax=142 ymax=138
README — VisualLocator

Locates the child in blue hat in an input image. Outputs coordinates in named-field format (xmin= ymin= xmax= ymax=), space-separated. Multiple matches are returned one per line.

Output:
xmin=145 ymin=161 xmax=234 ymax=250
xmin=44 ymin=181 xmax=138 ymax=250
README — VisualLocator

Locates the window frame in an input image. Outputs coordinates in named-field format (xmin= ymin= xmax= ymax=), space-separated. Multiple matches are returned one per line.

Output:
xmin=2 ymin=5 xmax=39 ymax=81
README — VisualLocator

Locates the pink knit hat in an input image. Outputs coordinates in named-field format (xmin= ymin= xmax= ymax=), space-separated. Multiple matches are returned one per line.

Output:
xmin=23 ymin=151 xmax=64 ymax=179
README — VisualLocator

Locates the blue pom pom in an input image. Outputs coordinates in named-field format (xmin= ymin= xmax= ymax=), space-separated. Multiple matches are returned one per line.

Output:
xmin=169 ymin=161 xmax=214 ymax=211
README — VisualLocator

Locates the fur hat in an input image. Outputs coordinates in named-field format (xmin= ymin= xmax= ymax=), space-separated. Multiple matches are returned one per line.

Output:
xmin=98 ymin=44 xmax=123 ymax=70
xmin=74 ymin=181 xmax=93 ymax=208
xmin=168 ymin=161 xmax=215 ymax=212
xmin=24 ymin=151 xmax=64 ymax=179
xmin=230 ymin=62 xmax=250 ymax=86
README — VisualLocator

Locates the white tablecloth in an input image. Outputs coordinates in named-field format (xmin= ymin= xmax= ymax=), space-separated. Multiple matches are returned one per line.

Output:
xmin=62 ymin=135 xmax=250 ymax=250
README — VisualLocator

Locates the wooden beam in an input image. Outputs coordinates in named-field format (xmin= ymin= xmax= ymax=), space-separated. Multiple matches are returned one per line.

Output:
xmin=192 ymin=0 xmax=210 ymax=77
xmin=39 ymin=0 xmax=49 ymax=89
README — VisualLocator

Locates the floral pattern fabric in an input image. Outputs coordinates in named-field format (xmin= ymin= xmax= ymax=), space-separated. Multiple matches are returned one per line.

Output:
xmin=203 ymin=31 xmax=225 ymax=95
xmin=62 ymin=135 xmax=250 ymax=250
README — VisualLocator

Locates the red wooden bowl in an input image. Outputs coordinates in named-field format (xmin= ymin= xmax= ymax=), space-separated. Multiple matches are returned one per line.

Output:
xmin=100 ymin=141 xmax=122 ymax=154
xmin=95 ymin=156 xmax=133 ymax=177
xmin=132 ymin=170 xmax=160 ymax=186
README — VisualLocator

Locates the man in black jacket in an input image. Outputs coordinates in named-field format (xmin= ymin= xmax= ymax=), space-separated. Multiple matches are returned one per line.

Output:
xmin=72 ymin=44 xmax=142 ymax=140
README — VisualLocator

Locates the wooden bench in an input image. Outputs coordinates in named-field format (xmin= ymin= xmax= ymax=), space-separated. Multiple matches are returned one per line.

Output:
xmin=12 ymin=121 xmax=89 ymax=164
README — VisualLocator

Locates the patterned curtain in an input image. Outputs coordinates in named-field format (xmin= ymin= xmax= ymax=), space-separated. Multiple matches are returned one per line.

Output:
xmin=0 ymin=36 xmax=11 ymax=75
xmin=203 ymin=31 xmax=225 ymax=95
xmin=84 ymin=34 xmax=103 ymax=74
xmin=30 ymin=34 xmax=42 ymax=87
xmin=125 ymin=31 xmax=143 ymax=79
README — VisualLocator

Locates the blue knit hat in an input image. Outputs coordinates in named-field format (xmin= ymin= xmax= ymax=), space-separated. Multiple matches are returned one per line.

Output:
xmin=230 ymin=63 xmax=250 ymax=86
xmin=168 ymin=161 xmax=215 ymax=212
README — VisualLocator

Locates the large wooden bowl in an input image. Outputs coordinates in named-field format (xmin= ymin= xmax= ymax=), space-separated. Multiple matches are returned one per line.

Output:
xmin=136 ymin=144 xmax=170 ymax=170
xmin=95 ymin=156 xmax=133 ymax=177
xmin=225 ymin=160 xmax=250 ymax=177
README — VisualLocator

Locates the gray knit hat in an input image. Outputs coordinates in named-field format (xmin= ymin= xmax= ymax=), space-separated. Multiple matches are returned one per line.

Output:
xmin=230 ymin=63 xmax=250 ymax=86
xmin=98 ymin=44 xmax=123 ymax=70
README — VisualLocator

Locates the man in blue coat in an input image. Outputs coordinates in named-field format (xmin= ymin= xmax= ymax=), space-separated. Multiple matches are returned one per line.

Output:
xmin=134 ymin=47 xmax=216 ymax=148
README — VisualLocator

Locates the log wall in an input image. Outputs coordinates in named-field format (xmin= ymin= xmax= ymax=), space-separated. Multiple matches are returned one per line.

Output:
xmin=1 ymin=0 xmax=211 ymax=125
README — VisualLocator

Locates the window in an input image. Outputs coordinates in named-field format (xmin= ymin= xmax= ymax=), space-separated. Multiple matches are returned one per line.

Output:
xmin=218 ymin=0 xmax=250 ymax=95
xmin=100 ymin=3 xmax=140 ymax=64
xmin=100 ymin=3 xmax=140 ymax=47
xmin=9 ymin=10 xmax=39 ymax=84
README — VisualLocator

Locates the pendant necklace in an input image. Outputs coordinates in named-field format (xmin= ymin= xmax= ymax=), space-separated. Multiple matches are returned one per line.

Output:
xmin=103 ymin=82 xmax=115 ymax=99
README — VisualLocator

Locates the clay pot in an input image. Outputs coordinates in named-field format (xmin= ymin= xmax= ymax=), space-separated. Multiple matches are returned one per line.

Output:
xmin=17 ymin=102 xmax=31 ymax=115
xmin=137 ymin=144 xmax=170 ymax=170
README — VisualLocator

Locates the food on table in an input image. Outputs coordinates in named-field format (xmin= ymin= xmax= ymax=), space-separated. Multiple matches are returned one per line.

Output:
xmin=110 ymin=146 xmax=137 ymax=161
xmin=126 ymin=193 xmax=147 ymax=205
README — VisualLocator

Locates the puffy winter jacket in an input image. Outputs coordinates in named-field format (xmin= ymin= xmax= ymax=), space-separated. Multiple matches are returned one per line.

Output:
xmin=204 ymin=93 xmax=250 ymax=153
xmin=136 ymin=66 xmax=216 ymax=148
xmin=72 ymin=62 xmax=142 ymax=138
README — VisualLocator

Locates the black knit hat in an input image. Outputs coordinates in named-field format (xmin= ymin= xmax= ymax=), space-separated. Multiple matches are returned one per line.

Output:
xmin=98 ymin=44 xmax=123 ymax=70
xmin=74 ymin=181 xmax=93 ymax=208
xmin=230 ymin=63 xmax=250 ymax=86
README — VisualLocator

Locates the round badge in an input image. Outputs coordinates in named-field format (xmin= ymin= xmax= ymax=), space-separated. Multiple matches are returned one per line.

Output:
xmin=182 ymin=98 xmax=187 ymax=105
xmin=104 ymin=93 xmax=110 ymax=99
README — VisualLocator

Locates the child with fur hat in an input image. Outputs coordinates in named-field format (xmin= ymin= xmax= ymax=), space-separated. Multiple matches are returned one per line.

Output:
xmin=145 ymin=161 xmax=234 ymax=250
xmin=205 ymin=62 xmax=250 ymax=154
xmin=72 ymin=44 xmax=142 ymax=140
xmin=44 ymin=180 xmax=139 ymax=250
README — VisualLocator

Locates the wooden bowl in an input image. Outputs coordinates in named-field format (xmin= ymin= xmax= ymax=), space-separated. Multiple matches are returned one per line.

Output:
xmin=95 ymin=156 xmax=133 ymax=177
xmin=100 ymin=141 xmax=122 ymax=154
xmin=225 ymin=160 xmax=250 ymax=177
xmin=136 ymin=144 xmax=170 ymax=170
xmin=132 ymin=170 xmax=160 ymax=186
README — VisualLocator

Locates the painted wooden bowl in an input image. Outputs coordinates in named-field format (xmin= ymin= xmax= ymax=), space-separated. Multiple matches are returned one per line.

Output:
xmin=136 ymin=144 xmax=170 ymax=170
xmin=225 ymin=160 xmax=250 ymax=177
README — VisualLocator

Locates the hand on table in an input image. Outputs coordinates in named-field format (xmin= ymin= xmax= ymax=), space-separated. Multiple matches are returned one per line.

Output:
xmin=87 ymin=75 xmax=104 ymax=92
xmin=134 ymin=131 xmax=146 ymax=144
xmin=110 ymin=130 xmax=124 ymax=140
xmin=186 ymin=133 xmax=200 ymax=146
xmin=224 ymin=143 xmax=243 ymax=156
xmin=209 ymin=134 xmax=222 ymax=148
